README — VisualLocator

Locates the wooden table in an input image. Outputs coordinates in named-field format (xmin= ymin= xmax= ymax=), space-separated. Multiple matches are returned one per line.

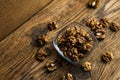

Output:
xmin=0 ymin=0 xmax=120 ymax=80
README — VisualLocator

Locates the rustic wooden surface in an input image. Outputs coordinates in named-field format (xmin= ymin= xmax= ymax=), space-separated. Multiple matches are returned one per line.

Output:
xmin=0 ymin=0 xmax=52 ymax=41
xmin=0 ymin=0 xmax=120 ymax=80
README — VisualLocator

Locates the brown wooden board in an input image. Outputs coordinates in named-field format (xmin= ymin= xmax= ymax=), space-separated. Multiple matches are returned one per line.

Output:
xmin=0 ymin=0 xmax=120 ymax=80
xmin=0 ymin=0 xmax=52 ymax=41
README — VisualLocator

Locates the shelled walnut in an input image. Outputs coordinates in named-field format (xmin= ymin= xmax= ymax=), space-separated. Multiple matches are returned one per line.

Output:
xmin=36 ymin=35 xmax=48 ymax=47
xmin=102 ymin=52 xmax=114 ymax=62
xmin=46 ymin=61 xmax=57 ymax=72
xmin=86 ymin=18 xmax=98 ymax=29
xmin=47 ymin=22 xmax=57 ymax=31
xmin=61 ymin=73 xmax=74 ymax=80
xmin=100 ymin=18 xmax=110 ymax=28
xmin=87 ymin=0 xmax=100 ymax=8
xmin=57 ymin=26 xmax=94 ymax=62
xmin=109 ymin=22 xmax=120 ymax=32
xmin=36 ymin=49 xmax=48 ymax=61
xmin=81 ymin=62 xmax=92 ymax=71
xmin=94 ymin=29 xmax=106 ymax=40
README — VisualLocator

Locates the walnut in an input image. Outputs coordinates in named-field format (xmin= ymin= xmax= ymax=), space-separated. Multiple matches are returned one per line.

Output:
xmin=94 ymin=29 xmax=106 ymax=40
xmin=86 ymin=18 xmax=97 ymax=28
xmin=77 ymin=53 xmax=84 ymax=59
xmin=61 ymin=73 xmax=74 ymax=80
xmin=47 ymin=22 xmax=57 ymax=31
xmin=36 ymin=35 xmax=48 ymax=47
xmin=100 ymin=18 xmax=110 ymax=28
xmin=83 ymin=42 xmax=93 ymax=52
xmin=102 ymin=52 xmax=114 ymax=62
xmin=77 ymin=36 xmax=87 ymax=44
xmin=71 ymin=55 xmax=79 ymax=62
xmin=109 ymin=22 xmax=120 ymax=32
xmin=87 ymin=0 xmax=99 ymax=8
xmin=79 ymin=28 xmax=87 ymax=36
xmin=36 ymin=49 xmax=48 ymax=61
xmin=82 ymin=62 xmax=92 ymax=71
xmin=46 ymin=61 xmax=57 ymax=72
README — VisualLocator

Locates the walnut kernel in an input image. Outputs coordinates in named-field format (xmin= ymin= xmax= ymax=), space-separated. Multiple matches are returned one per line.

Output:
xmin=109 ymin=22 xmax=120 ymax=32
xmin=61 ymin=73 xmax=74 ymax=80
xmin=36 ymin=35 xmax=48 ymax=47
xmin=87 ymin=0 xmax=99 ymax=8
xmin=102 ymin=52 xmax=114 ymax=62
xmin=82 ymin=62 xmax=92 ymax=71
xmin=46 ymin=61 xmax=57 ymax=72
xmin=36 ymin=49 xmax=48 ymax=61
xmin=94 ymin=29 xmax=106 ymax=40
xmin=47 ymin=22 xmax=57 ymax=31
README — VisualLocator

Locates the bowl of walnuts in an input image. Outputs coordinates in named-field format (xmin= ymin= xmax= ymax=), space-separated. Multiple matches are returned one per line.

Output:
xmin=53 ymin=22 xmax=98 ymax=64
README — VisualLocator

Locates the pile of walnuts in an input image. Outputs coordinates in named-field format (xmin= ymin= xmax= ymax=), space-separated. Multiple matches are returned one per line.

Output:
xmin=86 ymin=18 xmax=120 ymax=40
xmin=57 ymin=26 xmax=94 ymax=62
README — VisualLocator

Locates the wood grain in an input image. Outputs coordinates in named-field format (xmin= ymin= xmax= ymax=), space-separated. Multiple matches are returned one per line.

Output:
xmin=0 ymin=0 xmax=52 ymax=41
xmin=0 ymin=0 xmax=120 ymax=80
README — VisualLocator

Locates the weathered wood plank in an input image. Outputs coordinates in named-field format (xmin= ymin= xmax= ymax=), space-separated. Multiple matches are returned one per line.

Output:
xmin=0 ymin=0 xmax=52 ymax=41
xmin=0 ymin=0 xmax=120 ymax=80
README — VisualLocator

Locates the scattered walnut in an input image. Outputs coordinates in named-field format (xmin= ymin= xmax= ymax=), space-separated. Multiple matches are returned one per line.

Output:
xmin=86 ymin=18 xmax=109 ymax=40
xmin=36 ymin=35 xmax=48 ymax=47
xmin=82 ymin=62 xmax=92 ymax=71
xmin=100 ymin=18 xmax=110 ymax=28
xmin=47 ymin=22 xmax=57 ymax=31
xmin=109 ymin=22 xmax=120 ymax=32
xmin=94 ymin=29 xmax=106 ymax=40
xmin=61 ymin=73 xmax=74 ymax=80
xmin=57 ymin=26 xmax=93 ymax=62
xmin=87 ymin=0 xmax=99 ymax=8
xmin=36 ymin=49 xmax=48 ymax=61
xmin=102 ymin=52 xmax=114 ymax=62
xmin=46 ymin=61 xmax=57 ymax=72
xmin=86 ymin=18 xmax=97 ymax=28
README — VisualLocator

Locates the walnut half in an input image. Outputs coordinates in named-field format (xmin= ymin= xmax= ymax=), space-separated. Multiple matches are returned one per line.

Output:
xmin=87 ymin=0 xmax=99 ymax=8
xmin=46 ymin=61 xmax=57 ymax=72
xmin=81 ymin=62 xmax=92 ymax=71
xmin=109 ymin=22 xmax=120 ymax=32
xmin=36 ymin=35 xmax=48 ymax=47
xmin=36 ymin=49 xmax=48 ymax=61
xmin=61 ymin=73 xmax=74 ymax=80
xmin=94 ymin=29 xmax=106 ymax=40
xmin=102 ymin=52 xmax=114 ymax=62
